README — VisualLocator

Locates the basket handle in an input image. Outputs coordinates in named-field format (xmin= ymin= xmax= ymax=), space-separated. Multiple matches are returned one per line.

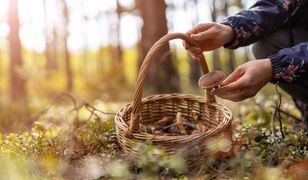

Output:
xmin=128 ymin=33 xmax=214 ymax=135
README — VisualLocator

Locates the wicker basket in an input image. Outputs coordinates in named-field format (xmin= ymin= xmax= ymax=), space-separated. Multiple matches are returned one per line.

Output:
xmin=115 ymin=33 xmax=233 ymax=168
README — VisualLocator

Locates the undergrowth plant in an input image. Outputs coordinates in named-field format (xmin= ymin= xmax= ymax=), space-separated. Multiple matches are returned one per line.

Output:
xmin=0 ymin=93 xmax=307 ymax=179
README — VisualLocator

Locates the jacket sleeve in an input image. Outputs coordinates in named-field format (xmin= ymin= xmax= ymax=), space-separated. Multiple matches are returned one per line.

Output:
xmin=221 ymin=0 xmax=296 ymax=49
xmin=269 ymin=42 xmax=308 ymax=84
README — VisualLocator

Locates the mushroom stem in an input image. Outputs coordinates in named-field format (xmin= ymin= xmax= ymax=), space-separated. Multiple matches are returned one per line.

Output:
xmin=198 ymin=70 xmax=225 ymax=89
xmin=176 ymin=112 xmax=187 ymax=135
xmin=198 ymin=70 xmax=225 ymax=102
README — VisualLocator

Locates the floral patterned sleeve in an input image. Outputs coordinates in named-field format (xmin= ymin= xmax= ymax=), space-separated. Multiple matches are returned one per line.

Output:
xmin=269 ymin=43 xmax=307 ymax=83
xmin=221 ymin=0 xmax=296 ymax=49
xmin=220 ymin=0 xmax=307 ymax=84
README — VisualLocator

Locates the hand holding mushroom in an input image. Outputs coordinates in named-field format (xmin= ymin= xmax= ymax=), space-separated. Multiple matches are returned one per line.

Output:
xmin=197 ymin=59 xmax=273 ymax=102
xmin=212 ymin=59 xmax=272 ymax=102
xmin=198 ymin=70 xmax=225 ymax=90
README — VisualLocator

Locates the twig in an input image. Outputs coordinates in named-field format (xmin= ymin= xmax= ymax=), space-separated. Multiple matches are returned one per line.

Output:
xmin=62 ymin=96 xmax=116 ymax=162
xmin=20 ymin=92 xmax=117 ymax=166
xmin=275 ymin=84 xmax=285 ymax=139
xmin=271 ymin=107 xmax=278 ymax=136
xmin=85 ymin=103 xmax=117 ymax=116
xmin=69 ymin=102 xmax=116 ymax=115
xmin=273 ymin=107 xmax=302 ymax=122
xmin=270 ymin=106 xmax=302 ymax=128
xmin=202 ymin=162 xmax=219 ymax=173
xmin=25 ymin=93 xmax=79 ymax=124
xmin=280 ymin=155 xmax=291 ymax=169
xmin=62 ymin=93 xmax=77 ymax=110
xmin=267 ymin=145 xmax=280 ymax=166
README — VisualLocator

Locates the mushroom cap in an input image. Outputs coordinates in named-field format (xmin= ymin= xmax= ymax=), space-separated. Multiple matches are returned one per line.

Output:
xmin=198 ymin=70 xmax=225 ymax=89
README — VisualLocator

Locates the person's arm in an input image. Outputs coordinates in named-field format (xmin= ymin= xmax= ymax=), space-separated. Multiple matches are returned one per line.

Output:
xmin=269 ymin=42 xmax=308 ymax=83
xmin=212 ymin=59 xmax=273 ymax=102
xmin=222 ymin=0 xmax=297 ymax=49
xmin=212 ymin=42 xmax=308 ymax=102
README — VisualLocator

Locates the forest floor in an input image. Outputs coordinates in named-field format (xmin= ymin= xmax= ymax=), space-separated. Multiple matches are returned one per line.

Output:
xmin=0 ymin=87 xmax=308 ymax=179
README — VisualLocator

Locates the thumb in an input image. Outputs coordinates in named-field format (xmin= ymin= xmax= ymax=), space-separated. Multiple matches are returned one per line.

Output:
xmin=190 ymin=30 xmax=214 ymax=41
xmin=187 ymin=23 xmax=213 ymax=35
xmin=221 ymin=67 xmax=245 ymax=86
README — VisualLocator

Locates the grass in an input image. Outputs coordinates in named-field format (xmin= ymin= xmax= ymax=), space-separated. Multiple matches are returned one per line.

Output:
xmin=0 ymin=87 xmax=307 ymax=179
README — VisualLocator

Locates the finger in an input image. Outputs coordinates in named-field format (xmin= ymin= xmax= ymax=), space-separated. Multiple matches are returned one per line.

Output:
xmin=216 ymin=90 xmax=252 ymax=102
xmin=221 ymin=67 xmax=245 ymax=86
xmin=186 ymin=48 xmax=201 ymax=56
xmin=183 ymin=38 xmax=201 ymax=51
xmin=190 ymin=29 xmax=215 ymax=42
xmin=189 ymin=47 xmax=202 ymax=54
xmin=187 ymin=23 xmax=213 ymax=35
xmin=213 ymin=76 xmax=248 ymax=96
xmin=188 ymin=52 xmax=201 ymax=60
xmin=182 ymin=41 xmax=191 ymax=50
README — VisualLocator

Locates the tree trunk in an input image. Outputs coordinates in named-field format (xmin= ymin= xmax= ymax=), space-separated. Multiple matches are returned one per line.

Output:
xmin=8 ymin=0 xmax=26 ymax=101
xmin=212 ymin=50 xmax=221 ymax=70
xmin=235 ymin=0 xmax=244 ymax=8
xmin=211 ymin=0 xmax=221 ymax=70
xmin=235 ymin=0 xmax=250 ymax=62
xmin=223 ymin=0 xmax=236 ymax=73
xmin=188 ymin=0 xmax=201 ymax=86
xmin=138 ymin=0 xmax=179 ymax=93
xmin=114 ymin=0 xmax=126 ymax=83
xmin=52 ymin=28 xmax=58 ymax=67
xmin=227 ymin=50 xmax=236 ymax=73
xmin=115 ymin=0 xmax=123 ymax=64
xmin=61 ymin=0 xmax=73 ymax=92
xmin=44 ymin=0 xmax=57 ymax=71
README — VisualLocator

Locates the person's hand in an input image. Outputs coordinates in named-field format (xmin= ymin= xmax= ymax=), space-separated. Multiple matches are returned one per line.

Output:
xmin=183 ymin=23 xmax=235 ymax=59
xmin=212 ymin=59 xmax=273 ymax=102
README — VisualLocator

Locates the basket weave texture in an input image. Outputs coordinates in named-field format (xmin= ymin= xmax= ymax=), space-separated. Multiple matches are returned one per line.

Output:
xmin=115 ymin=33 xmax=233 ymax=167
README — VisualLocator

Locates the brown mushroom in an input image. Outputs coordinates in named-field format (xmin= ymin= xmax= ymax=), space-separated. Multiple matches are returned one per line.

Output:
xmin=176 ymin=112 xmax=187 ymax=135
xmin=191 ymin=123 xmax=207 ymax=135
xmin=168 ymin=123 xmax=181 ymax=134
xmin=140 ymin=124 xmax=153 ymax=133
xmin=189 ymin=110 xmax=199 ymax=123
xmin=154 ymin=116 xmax=174 ymax=131
xmin=196 ymin=123 xmax=207 ymax=132
xmin=198 ymin=70 xmax=225 ymax=89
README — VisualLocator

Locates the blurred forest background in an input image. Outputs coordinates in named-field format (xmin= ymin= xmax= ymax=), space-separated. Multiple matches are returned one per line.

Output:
xmin=1 ymin=0 xmax=258 ymax=133
xmin=1 ymin=0 xmax=308 ymax=179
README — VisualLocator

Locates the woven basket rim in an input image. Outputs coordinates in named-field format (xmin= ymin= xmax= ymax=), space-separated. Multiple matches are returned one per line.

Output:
xmin=115 ymin=93 xmax=233 ymax=140
xmin=115 ymin=34 xmax=234 ymax=166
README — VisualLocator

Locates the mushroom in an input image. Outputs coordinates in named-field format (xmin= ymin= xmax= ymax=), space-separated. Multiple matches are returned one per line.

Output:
xmin=176 ymin=112 xmax=187 ymax=135
xmin=168 ymin=118 xmax=196 ymax=135
xmin=140 ymin=124 xmax=153 ymax=133
xmin=154 ymin=116 xmax=174 ymax=131
xmin=196 ymin=123 xmax=207 ymax=132
xmin=191 ymin=123 xmax=207 ymax=135
xmin=168 ymin=123 xmax=181 ymax=134
xmin=189 ymin=110 xmax=199 ymax=123
xmin=198 ymin=70 xmax=225 ymax=90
